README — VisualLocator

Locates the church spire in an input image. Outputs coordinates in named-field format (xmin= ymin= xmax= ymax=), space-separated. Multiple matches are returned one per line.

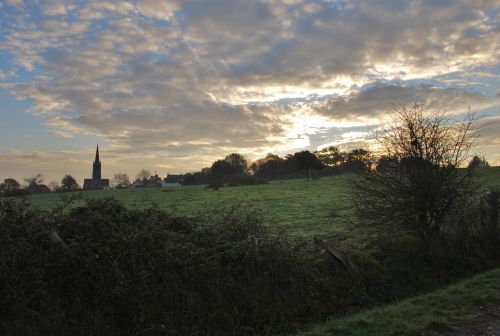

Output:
xmin=92 ymin=145 xmax=102 ymax=181
xmin=94 ymin=145 xmax=100 ymax=164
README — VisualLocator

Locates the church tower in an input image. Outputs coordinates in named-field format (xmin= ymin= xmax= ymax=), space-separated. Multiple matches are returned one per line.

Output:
xmin=83 ymin=145 xmax=109 ymax=190
xmin=92 ymin=145 xmax=102 ymax=180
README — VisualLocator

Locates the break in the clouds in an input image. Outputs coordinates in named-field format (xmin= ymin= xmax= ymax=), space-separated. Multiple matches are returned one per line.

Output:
xmin=0 ymin=0 xmax=499 ymax=181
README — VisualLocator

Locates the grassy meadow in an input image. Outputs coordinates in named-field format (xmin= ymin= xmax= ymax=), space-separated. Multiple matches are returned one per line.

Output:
xmin=23 ymin=167 xmax=500 ymax=239
xmin=299 ymin=267 xmax=500 ymax=336
xmin=26 ymin=174 xmax=354 ymax=238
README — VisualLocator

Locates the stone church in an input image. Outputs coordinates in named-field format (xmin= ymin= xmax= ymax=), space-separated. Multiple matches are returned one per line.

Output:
xmin=83 ymin=145 xmax=110 ymax=190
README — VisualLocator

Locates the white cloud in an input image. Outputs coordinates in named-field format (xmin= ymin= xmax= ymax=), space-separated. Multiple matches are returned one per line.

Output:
xmin=5 ymin=0 xmax=23 ymax=7
xmin=138 ymin=0 xmax=179 ymax=20
xmin=43 ymin=2 xmax=67 ymax=16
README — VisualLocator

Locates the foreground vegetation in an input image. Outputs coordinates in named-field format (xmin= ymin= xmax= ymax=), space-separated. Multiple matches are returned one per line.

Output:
xmin=2 ymin=198 xmax=403 ymax=335
xmin=2 ymin=187 xmax=499 ymax=335
xmin=299 ymin=267 xmax=500 ymax=336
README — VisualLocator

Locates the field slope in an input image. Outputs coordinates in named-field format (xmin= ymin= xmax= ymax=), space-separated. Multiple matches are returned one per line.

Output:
xmin=21 ymin=167 xmax=500 ymax=238
xmin=298 ymin=267 xmax=500 ymax=336
xmin=26 ymin=174 xmax=354 ymax=237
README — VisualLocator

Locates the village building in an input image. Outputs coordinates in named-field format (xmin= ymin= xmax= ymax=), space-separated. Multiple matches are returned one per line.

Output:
xmin=130 ymin=179 xmax=145 ymax=188
xmin=164 ymin=174 xmax=184 ymax=186
xmin=130 ymin=174 xmax=163 ymax=188
xmin=130 ymin=174 xmax=184 ymax=188
xmin=83 ymin=145 xmax=110 ymax=190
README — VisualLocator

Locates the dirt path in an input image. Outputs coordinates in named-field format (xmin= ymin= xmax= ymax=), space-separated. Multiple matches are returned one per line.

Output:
xmin=427 ymin=305 xmax=500 ymax=336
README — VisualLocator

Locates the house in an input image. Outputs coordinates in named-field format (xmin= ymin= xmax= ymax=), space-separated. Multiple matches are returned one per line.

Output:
xmin=130 ymin=174 xmax=185 ymax=189
xmin=131 ymin=174 xmax=164 ymax=188
xmin=130 ymin=179 xmax=144 ymax=188
xmin=163 ymin=174 xmax=184 ymax=187
xmin=145 ymin=174 xmax=163 ymax=188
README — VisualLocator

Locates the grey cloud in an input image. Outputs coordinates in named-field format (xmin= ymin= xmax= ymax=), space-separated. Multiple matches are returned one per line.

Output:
xmin=477 ymin=117 xmax=500 ymax=142
xmin=221 ymin=0 xmax=499 ymax=85
xmin=315 ymin=83 xmax=498 ymax=120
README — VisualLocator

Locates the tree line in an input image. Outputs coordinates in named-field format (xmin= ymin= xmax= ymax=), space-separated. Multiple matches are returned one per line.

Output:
xmin=0 ymin=174 xmax=80 ymax=197
xmin=183 ymin=148 xmax=490 ymax=186
xmin=0 ymin=152 xmax=492 ymax=196
xmin=0 ymin=148 xmax=377 ymax=195
xmin=182 ymin=148 xmax=373 ymax=185
xmin=0 ymin=142 xmax=491 ymax=196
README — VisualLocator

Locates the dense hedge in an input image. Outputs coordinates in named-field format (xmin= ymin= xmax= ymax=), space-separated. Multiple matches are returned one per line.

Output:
xmin=0 ymin=198 xmax=367 ymax=335
xmin=1 ymin=195 xmax=498 ymax=335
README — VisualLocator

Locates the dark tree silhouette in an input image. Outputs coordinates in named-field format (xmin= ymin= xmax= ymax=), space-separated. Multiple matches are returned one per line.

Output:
xmin=210 ymin=160 xmax=234 ymax=179
xmin=468 ymin=155 xmax=490 ymax=169
xmin=61 ymin=175 xmax=80 ymax=191
xmin=251 ymin=153 xmax=285 ymax=178
xmin=344 ymin=148 xmax=373 ymax=172
xmin=24 ymin=174 xmax=51 ymax=194
xmin=375 ymin=155 xmax=399 ymax=172
xmin=287 ymin=151 xmax=323 ymax=180
xmin=24 ymin=173 xmax=43 ymax=187
xmin=183 ymin=168 xmax=211 ymax=185
xmin=0 ymin=178 xmax=23 ymax=196
xmin=314 ymin=146 xmax=345 ymax=167
xmin=224 ymin=153 xmax=248 ymax=176
xmin=210 ymin=153 xmax=248 ymax=179
xmin=0 ymin=178 xmax=20 ymax=193
xmin=112 ymin=173 xmax=131 ymax=188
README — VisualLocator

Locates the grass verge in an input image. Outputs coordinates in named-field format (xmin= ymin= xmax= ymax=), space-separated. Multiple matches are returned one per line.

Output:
xmin=298 ymin=267 xmax=500 ymax=336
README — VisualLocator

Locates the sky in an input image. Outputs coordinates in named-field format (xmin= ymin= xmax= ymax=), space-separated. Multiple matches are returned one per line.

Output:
xmin=0 ymin=0 xmax=499 ymax=185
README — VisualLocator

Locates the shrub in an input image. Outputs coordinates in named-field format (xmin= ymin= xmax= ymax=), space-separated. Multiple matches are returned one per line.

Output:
xmin=477 ymin=188 xmax=500 ymax=249
xmin=353 ymin=103 xmax=478 ymax=258
xmin=0 ymin=198 xmax=363 ymax=335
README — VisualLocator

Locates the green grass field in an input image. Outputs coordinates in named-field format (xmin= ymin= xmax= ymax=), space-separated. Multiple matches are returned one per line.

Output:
xmin=26 ymin=174 xmax=354 ymax=238
xmin=22 ymin=167 xmax=500 ymax=239
xmin=298 ymin=267 xmax=500 ymax=336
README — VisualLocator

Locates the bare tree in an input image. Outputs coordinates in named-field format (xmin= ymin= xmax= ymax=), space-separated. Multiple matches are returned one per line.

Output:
xmin=24 ymin=174 xmax=51 ymax=194
xmin=353 ymin=103 xmax=478 ymax=247
xmin=376 ymin=103 xmax=476 ymax=168
xmin=136 ymin=169 xmax=151 ymax=182
xmin=112 ymin=173 xmax=131 ymax=188
xmin=47 ymin=180 xmax=60 ymax=192
xmin=24 ymin=173 xmax=44 ymax=187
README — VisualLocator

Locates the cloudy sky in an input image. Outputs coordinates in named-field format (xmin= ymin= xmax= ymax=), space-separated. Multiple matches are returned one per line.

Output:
xmin=0 ymin=0 xmax=499 ymax=184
